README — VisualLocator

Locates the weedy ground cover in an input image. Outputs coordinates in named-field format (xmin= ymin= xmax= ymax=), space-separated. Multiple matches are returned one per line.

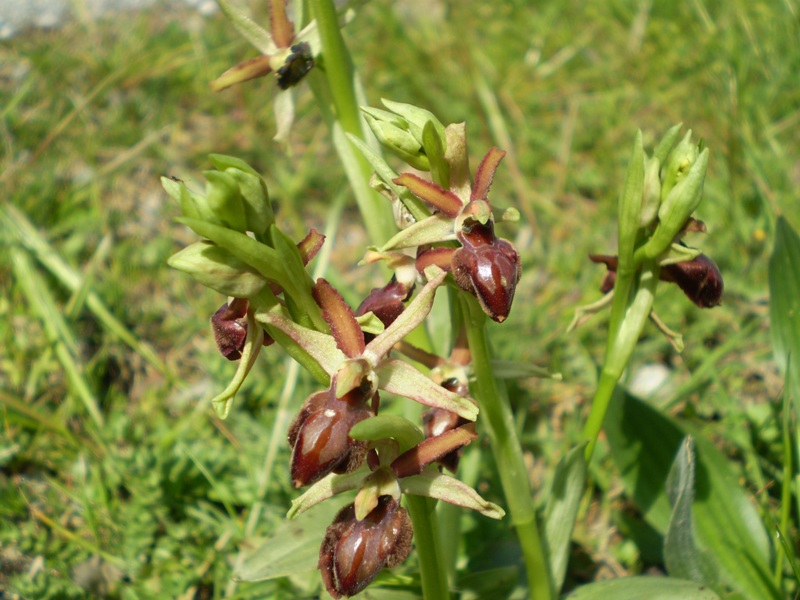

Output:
xmin=0 ymin=1 xmax=798 ymax=598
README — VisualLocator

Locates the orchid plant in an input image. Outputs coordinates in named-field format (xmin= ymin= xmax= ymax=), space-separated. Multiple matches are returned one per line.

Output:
xmin=163 ymin=1 xmax=731 ymax=599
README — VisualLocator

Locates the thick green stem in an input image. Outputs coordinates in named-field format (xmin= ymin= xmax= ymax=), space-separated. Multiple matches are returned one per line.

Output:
xmin=582 ymin=261 xmax=659 ymax=462
xmin=406 ymin=495 xmax=451 ymax=600
xmin=308 ymin=0 xmax=396 ymax=244
xmin=461 ymin=296 xmax=552 ymax=600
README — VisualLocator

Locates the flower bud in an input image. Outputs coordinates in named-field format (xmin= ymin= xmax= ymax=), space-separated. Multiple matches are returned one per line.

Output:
xmin=661 ymin=131 xmax=699 ymax=202
xmin=362 ymin=108 xmax=430 ymax=171
xmin=204 ymin=170 xmax=248 ymax=232
xmin=288 ymin=380 xmax=376 ymax=488
xmin=167 ymin=241 xmax=267 ymax=298
xmin=639 ymin=156 xmax=662 ymax=228
xmin=209 ymin=155 xmax=273 ymax=235
xmin=318 ymin=496 xmax=413 ymax=599
xmin=380 ymin=99 xmax=447 ymax=151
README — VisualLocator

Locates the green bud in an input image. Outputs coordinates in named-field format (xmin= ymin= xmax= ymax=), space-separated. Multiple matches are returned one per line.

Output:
xmin=661 ymin=131 xmax=699 ymax=202
xmin=362 ymin=108 xmax=429 ymax=170
xmin=162 ymin=176 xmax=218 ymax=224
xmin=204 ymin=170 xmax=248 ymax=232
xmin=639 ymin=156 xmax=662 ymax=228
xmin=380 ymin=99 xmax=447 ymax=152
xmin=640 ymin=148 xmax=709 ymax=260
xmin=168 ymin=241 xmax=267 ymax=298
xmin=209 ymin=154 xmax=273 ymax=234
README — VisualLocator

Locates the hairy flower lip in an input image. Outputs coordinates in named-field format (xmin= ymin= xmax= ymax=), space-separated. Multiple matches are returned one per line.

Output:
xmin=319 ymin=497 xmax=413 ymax=599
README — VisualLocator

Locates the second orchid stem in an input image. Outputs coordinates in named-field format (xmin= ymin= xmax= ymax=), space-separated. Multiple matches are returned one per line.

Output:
xmin=461 ymin=295 xmax=553 ymax=600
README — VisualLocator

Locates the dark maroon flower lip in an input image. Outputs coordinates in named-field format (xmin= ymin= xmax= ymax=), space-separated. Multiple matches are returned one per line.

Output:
xmin=589 ymin=252 xmax=723 ymax=308
xmin=319 ymin=496 xmax=413 ymax=599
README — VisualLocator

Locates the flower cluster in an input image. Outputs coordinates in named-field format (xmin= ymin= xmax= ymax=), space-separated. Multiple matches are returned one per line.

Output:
xmin=163 ymin=99 xmax=521 ymax=593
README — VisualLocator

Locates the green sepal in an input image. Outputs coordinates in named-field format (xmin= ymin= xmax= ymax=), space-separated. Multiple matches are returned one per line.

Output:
xmin=617 ymin=130 xmax=645 ymax=269
xmin=204 ymin=170 xmax=248 ymax=232
xmin=349 ymin=415 xmax=425 ymax=454
xmin=381 ymin=99 xmax=447 ymax=149
xmin=176 ymin=217 xmax=288 ymax=288
xmin=652 ymin=123 xmax=683 ymax=164
xmin=210 ymin=309 xmax=264 ymax=418
xmin=400 ymin=470 xmax=505 ymax=519
xmin=167 ymin=241 xmax=267 ymax=298
xmin=422 ymin=119 xmax=450 ymax=189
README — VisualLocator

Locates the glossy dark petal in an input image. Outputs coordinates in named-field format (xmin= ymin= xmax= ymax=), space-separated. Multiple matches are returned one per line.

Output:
xmin=288 ymin=384 xmax=375 ymax=488
xmin=356 ymin=277 xmax=415 ymax=330
xmin=453 ymin=238 xmax=522 ymax=323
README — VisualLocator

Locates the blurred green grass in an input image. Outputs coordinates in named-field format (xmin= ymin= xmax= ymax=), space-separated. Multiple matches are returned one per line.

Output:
xmin=0 ymin=0 xmax=798 ymax=597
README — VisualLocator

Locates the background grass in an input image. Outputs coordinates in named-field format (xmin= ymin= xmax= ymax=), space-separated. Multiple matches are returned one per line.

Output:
xmin=1 ymin=0 xmax=798 ymax=597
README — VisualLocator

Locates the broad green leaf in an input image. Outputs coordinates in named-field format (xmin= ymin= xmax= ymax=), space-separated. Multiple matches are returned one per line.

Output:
xmin=543 ymin=444 xmax=586 ymax=593
xmin=663 ymin=437 xmax=718 ymax=584
xmin=605 ymin=389 xmax=779 ymax=600
xmin=566 ymin=576 xmax=721 ymax=599
xmin=236 ymin=500 xmax=345 ymax=582
xmin=769 ymin=217 xmax=800 ymax=415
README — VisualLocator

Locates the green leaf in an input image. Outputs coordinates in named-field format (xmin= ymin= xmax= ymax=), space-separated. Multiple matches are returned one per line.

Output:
xmin=236 ymin=500 xmax=346 ymax=582
xmin=605 ymin=389 xmax=779 ymax=600
xmin=349 ymin=415 xmax=424 ymax=453
xmin=566 ymin=576 xmax=721 ymax=600
xmin=769 ymin=217 xmax=800 ymax=414
xmin=663 ymin=437 xmax=718 ymax=584
xmin=543 ymin=444 xmax=586 ymax=593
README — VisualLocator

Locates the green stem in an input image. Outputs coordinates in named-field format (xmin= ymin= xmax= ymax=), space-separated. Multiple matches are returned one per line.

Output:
xmin=582 ymin=261 xmax=659 ymax=462
xmin=461 ymin=295 xmax=552 ymax=600
xmin=406 ymin=495 xmax=451 ymax=600
xmin=308 ymin=0 xmax=396 ymax=244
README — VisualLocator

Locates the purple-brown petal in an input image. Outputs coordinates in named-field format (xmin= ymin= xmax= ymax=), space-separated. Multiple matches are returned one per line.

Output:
xmin=415 ymin=246 xmax=456 ymax=274
xmin=391 ymin=423 xmax=477 ymax=478
xmin=313 ymin=278 xmax=366 ymax=358
xmin=471 ymin=147 xmax=506 ymax=202
xmin=393 ymin=173 xmax=463 ymax=218
xmin=297 ymin=228 xmax=326 ymax=265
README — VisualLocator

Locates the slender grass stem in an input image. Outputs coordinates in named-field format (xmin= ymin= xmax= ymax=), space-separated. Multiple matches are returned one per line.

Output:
xmin=406 ymin=495 xmax=451 ymax=600
xmin=461 ymin=295 xmax=552 ymax=600
xmin=308 ymin=0 xmax=396 ymax=244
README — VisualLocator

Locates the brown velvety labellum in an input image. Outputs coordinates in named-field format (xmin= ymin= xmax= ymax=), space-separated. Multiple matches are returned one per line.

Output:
xmin=319 ymin=497 xmax=413 ymax=599
xmin=661 ymin=253 xmax=723 ymax=308
xmin=210 ymin=300 xmax=249 ymax=360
